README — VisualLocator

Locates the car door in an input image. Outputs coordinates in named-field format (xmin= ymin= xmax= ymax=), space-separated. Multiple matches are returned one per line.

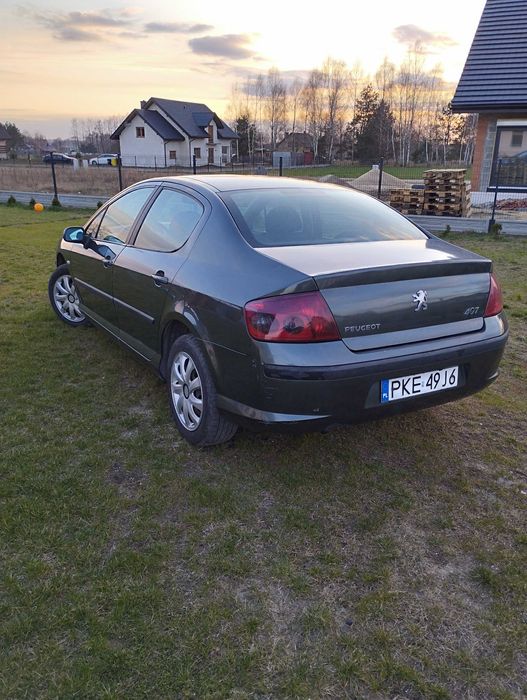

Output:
xmin=112 ymin=186 xmax=207 ymax=362
xmin=68 ymin=186 xmax=156 ymax=332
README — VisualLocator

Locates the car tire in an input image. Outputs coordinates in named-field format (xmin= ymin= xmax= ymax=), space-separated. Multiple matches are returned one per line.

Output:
xmin=167 ymin=334 xmax=238 ymax=446
xmin=48 ymin=263 xmax=90 ymax=327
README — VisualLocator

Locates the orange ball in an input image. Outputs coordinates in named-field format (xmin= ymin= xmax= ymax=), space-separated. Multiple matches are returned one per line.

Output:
xmin=34 ymin=202 xmax=44 ymax=212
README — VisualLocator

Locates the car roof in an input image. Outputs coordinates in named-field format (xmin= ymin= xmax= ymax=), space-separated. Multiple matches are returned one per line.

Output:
xmin=133 ymin=174 xmax=348 ymax=194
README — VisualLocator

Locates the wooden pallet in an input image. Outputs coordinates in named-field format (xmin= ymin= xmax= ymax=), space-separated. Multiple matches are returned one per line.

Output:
xmin=389 ymin=189 xmax=424 ymax=212
xmin=423 ymin=205 xmax=471 ymax=217
xmin=421 ymin=175 xmax=471 ymax=217
xmin=424 ymin=194 xmax=470 ymax=204
xmin=423 ymin=209 xmax=472 ymax=217
xmin=391 ymin=196 xmax=423 ymax=204
xmin=424 ymin=184 xmax=467 ymax=192
xmin=423 ymin=169 xmax=466 ymax=179
xmin=392 ymin=206 xmax=423 ymax=215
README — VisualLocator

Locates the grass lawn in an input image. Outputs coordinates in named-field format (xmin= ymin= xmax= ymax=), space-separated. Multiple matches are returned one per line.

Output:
xmin=0 ymin=204 xmax=525 ymax=698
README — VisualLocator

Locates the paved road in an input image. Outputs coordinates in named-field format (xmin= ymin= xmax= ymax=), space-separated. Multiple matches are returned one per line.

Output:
xmin=0 ymin=190 xmax=104 ymax=209
xmin=2 ymin=189 xmax=527 ymax=236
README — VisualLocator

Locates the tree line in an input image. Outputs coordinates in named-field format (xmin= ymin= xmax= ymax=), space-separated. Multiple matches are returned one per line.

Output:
xmin=228 ymin=50 xmax=476 ymax=166
xmin=0 ymin=118 xmax=122 ymax=157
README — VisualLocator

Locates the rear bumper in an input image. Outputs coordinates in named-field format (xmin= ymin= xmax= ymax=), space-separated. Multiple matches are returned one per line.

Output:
xmin=217 ymin=320 xmax=508 ymax=430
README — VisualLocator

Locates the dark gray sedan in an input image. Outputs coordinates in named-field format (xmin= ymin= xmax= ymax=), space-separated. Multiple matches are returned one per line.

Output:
xmin=48 ymin=176 xmax=508 ymax=446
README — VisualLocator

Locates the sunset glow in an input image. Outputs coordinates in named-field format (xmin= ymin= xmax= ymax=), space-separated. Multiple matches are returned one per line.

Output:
xmin=0 ymin=0 xmax=486 ymax=136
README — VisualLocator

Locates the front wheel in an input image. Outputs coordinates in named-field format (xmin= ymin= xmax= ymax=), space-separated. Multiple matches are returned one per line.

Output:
xmin=48 ymin=263 xmax=90 ymax=326
xmin=167 ymin=335 xmax=238 ymax=446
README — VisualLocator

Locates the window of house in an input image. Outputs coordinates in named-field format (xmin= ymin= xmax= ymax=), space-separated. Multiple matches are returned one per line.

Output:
xmin=169 ymin=150 xmax=177 ymax=160
xmin=136 ymin=126 xmax=145 ymax=138
xmin=134 ymin=188 xmax=204 ymax=252
xmin=222 ymin=146 xmax=228 ymax=154
xmin=208 ymin=125 xmax=214 ymax=143
xmin=194 ymin=147 xmax=201 ymax=159
xmin=96 ymin=187 xmax=153 ymax=244
xmin=491 ymin=126 xmax=527 ymax=189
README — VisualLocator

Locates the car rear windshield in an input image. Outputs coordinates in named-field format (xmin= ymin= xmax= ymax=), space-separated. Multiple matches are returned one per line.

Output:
xmin=222 ymin=187 xmax=427 ymax=247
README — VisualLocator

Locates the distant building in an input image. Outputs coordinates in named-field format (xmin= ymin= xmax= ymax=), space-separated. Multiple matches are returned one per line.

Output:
xmin=0 ymin=124 xmax=10 ymax=160
xmin=275 ymin=132 xmax=314 ymax=165
xmin=452 ymin=0 xmax=527 ymax=191
xmin=111 ymin=97 xmax=239 ymax=168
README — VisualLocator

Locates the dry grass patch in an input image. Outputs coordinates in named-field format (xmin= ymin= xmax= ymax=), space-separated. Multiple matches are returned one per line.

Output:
xmin=1 ymin=211 xmax=526 ymax=698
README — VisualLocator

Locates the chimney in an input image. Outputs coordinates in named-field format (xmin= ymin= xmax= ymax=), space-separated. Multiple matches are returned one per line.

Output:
xmin=140 ymin=100 xmax=146 ymax=109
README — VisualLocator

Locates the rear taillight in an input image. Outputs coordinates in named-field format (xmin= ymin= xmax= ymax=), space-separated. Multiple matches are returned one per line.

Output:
xmin=484 ymin=273 xmax=503 ymax=317
xmin=244 ymin=291 xmax=340 ymax=342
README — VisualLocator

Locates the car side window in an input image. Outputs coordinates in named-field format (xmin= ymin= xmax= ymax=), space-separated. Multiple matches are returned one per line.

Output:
xmin=84 ymin=209 xmax=106 ymax=238
xmin=96 ymin=187 xmax=154 ymax=245
xmin=133 ymin=188 xmax=204 ymax=252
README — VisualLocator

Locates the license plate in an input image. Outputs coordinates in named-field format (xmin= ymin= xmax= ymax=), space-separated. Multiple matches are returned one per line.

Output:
xmin=381 ymin=366 xmax=459 ymax=403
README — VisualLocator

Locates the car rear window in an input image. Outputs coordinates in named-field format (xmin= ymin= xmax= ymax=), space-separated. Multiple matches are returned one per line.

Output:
xmin=222 ymin=187 xmax=427 ymax=247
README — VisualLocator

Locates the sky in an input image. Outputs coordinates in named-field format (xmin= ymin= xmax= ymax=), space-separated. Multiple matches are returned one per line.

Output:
xmin=0 ymin=0 xmax=487 ymax=138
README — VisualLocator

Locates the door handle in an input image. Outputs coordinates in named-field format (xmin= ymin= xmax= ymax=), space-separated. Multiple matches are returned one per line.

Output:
xmin=151 ymin=271 xmax=169 ymax=286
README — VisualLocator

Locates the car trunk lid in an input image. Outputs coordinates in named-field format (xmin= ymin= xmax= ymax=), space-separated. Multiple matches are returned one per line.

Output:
xmin=259 ymin=239 xmax=492 ymax=351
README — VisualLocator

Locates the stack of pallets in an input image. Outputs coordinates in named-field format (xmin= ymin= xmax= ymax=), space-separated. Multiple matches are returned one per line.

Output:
xmin=389 ymin=188 xmax=424 ymax=215
xmin=423 ymin=169 xmax=471 ymax=217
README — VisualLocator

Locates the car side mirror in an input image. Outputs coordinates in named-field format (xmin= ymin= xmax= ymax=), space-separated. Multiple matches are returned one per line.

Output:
xmin=63 ymin=226 xmax=85 ymax=243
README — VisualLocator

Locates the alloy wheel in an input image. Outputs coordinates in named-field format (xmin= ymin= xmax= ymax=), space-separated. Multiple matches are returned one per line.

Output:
xmin=170 ymin=351 xmax=203 ymax=431
xmin=53 ymin=274 xmax=85 ymax=323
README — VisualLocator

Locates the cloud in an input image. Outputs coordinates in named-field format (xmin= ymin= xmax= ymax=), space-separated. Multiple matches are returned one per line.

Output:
xmin=55 ymin=27 xmax=103 ymax=42
xmin=26 ymin=7 xmax=137 ymax=42
xmin=144 ymin=21 xmax=213 ymax=34
xmin=189 ymin=34 xmax=255 ymax=60
xmin=393 ymin=24 xmax=457 ymax=49
xmin=63 ymin=11 xmax=131 ymax=27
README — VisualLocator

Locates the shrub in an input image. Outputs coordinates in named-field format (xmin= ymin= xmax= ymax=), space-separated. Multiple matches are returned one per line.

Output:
xmin=7 ymin=195 xmax=17 ymax=206
xmin=29 ymin=197 xmax=36 ymax=209
xmin=96 ymin=201 xmax=103 ymax=209
xmin=51 ymin=196 xmax=62 ymax=208
xmin=489 ymin=222 xmax=502 ymax=238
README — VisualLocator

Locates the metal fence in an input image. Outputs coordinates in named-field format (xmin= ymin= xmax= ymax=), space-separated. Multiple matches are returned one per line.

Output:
xmin=1 ymin=154 xmax=526 ymax=231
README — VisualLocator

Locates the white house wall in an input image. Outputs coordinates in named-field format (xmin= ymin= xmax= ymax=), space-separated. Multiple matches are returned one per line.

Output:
xmin=118 ymin=110 xmax=234 ymax=168
xmin=119 ymin=114 xmax=167 ymax=168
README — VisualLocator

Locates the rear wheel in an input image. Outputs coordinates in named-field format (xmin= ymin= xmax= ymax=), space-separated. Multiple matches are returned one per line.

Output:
xmin=167 ymin=335 xmax=238 ymax=446
xmin=48 ymin=263 xmax=89 ymax=326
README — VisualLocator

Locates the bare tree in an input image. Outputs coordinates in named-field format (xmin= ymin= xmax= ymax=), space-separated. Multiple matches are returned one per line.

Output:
xmin=265 ymin=68 xmax=287 ymax=152
xmin=346 ymin=61 xmax=367 ymax=161
xmin=392 ymin=44 xmax=427 ymax=164
xmin=321 ymin=58 xmax=348 ymax=162
xmin=225 ymin=53 xmax=477 ymax=169
xmin=288 ymin=78 xmax=304 ymax=155
xmin=302 ymin=69 xmax=325 ymax=160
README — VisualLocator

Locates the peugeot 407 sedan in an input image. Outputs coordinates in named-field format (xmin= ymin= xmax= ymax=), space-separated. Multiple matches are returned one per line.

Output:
xmin=48 ymin=175 xmax=508 ymax=446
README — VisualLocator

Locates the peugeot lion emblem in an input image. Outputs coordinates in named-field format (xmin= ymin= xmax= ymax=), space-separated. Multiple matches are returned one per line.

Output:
xmin=413 ymin=289 xmax=428 ymax=311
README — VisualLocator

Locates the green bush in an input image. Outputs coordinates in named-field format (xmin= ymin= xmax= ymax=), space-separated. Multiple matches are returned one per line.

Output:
xmin=51 ymin=196 xmax=62 ymax=208
xmin=29 ymin=197 xmax=36 ymax=209
xmin=7 ymin=195 xmax=17 ymax=206
xmin=489 ymin=222 xmax=502 ymax=238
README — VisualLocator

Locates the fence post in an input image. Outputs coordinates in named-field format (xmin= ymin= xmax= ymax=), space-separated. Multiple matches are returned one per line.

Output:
xmin=377 ymin=157 xmax=384 ymax=199
xmin=279 ymin=156 xmax=283 ymax=177
xmin=49 ymin=152 xmax=60 ymax=205
xmin=154 ymin=155 xmax=157 ymax=172
xmin=117 ymin=154 xmax=123 ymax=191
xmin=193 ymin=155 xmax=197 ymax=174
xmin=488 ymin=158 xmax=502 ymax=233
